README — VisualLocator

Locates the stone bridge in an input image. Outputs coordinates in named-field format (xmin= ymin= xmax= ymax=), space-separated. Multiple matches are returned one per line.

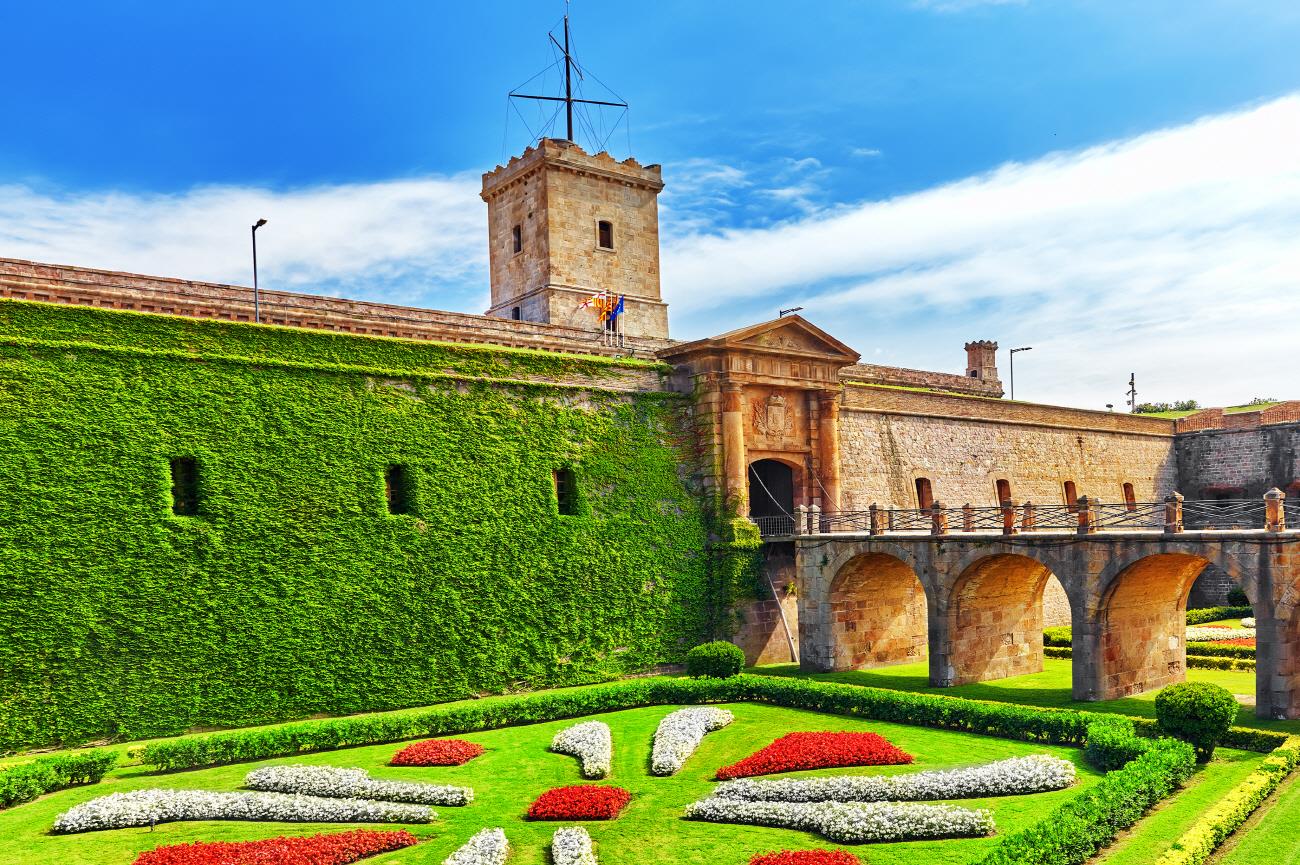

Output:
xmin=794 ymin=529 xmax=1300 ymax=718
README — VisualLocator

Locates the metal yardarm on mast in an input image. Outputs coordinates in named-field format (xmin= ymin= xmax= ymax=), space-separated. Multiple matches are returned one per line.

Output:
xmin=509 ymin=6 xmax=628 ymax=146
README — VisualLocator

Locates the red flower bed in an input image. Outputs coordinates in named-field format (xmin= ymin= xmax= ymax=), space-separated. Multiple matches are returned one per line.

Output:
xmin=751 ymin=852 xmax=860 ymax=865
xmin=526 ymin=785 xmax=631 ymax=820
xmin=133 ymin=830 xmax=417 ymax=865
xmin=1211 ymin=637 xmax=1256 ymax=647
xmin=390 ymin=738 xmax=485 ymax=766
xmin=716 ymin=732 xmax=913 ymax=780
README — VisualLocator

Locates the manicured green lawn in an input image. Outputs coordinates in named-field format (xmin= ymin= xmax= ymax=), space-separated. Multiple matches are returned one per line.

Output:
xmin=1218 ymin=771 xmax=1300 ymax=865
xmin=1096 ymin=748 xmax=1264 ymax=865
xmin=750 ymin=659 xmax=1300 ymax=735
xmin=0 ymin=703 xmax=1102 ymax=865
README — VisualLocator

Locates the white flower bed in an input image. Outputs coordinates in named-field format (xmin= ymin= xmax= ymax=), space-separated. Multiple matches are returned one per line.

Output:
xmin=1242 ymin=617 xmax=1256 ymax=628
xmin=245 ymin=764 xmax=472 ymax=805
xmin=684 ymin=797 xmax=994 ymax=843
xmin=650 ymin=707 xmax=734 ymax=776
xmin=444 ymin=827 xmax=509 ymax=865
xmin=552 ymin=721 xmax=613 ymax=779
xmin=1187 ymin=626 xmax=1255 ymax=642
xmin=551 ymin=826 xmax=599 ymax=865
xmin=52 ymin=788 xmax=433 ymax=833
xmin=714 ymin=754 xmax=1075 ymax=803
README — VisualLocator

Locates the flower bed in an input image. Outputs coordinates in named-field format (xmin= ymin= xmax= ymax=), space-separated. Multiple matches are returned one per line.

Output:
xmin=1187 ymin=626 xmax=1255 ymax=642
xmin=527 ymin=785 xmax=631 ymax=820
xmin=551 ymin=826 xmax=599 ymax=865
xmin=716 ymin=754 xmax=1076 ymax=802
xmin=132 ymin=829 xmax=417 ymax=865
xmin=443 ymin=828 xmax=508 ymax=865
xmin=391 ymin=739 xmax=485 ymax=767
xmin=1241 ymin=617 xmax=1256 ymax=628
xmin=684 ymin=797 xmax=994 ymax=843
xmin=750 ymin=852 xmax=860 ymax=865
xmin=245 ymin=764 xmax=472 ymax=805
xmin=650 ymin=707 xmax=734 ymax=776
xmin=52 ymin=789 xmax=433 ymax=833
xmin=1208 ymin=637 xmax=1255 ymax=648
xmin=715 ymin=732 xmax=913 ymax=780
xmin=552 ymin=721 xmax=613 ymax=779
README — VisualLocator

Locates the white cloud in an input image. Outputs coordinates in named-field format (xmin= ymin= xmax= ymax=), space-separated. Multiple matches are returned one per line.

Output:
xmin=660 ymin=95 xmax=1300 ymax=409
xmin=1 ymin=94 xmax=1297 ymax=410
xmin=0 ymin=175 xmax=487 ymax=309
xmin=851 ymin=147 xmax=883 ymax=158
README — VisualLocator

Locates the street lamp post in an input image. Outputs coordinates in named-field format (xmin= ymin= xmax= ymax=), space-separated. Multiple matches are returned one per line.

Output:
xmin=251 ymin=219 xmax=268 ymax=323
xmin=1009 ymin=346 xmax=1033 ymax=401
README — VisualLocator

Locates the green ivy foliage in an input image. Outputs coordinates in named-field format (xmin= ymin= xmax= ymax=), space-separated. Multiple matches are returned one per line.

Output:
xmin=0 ymin=301 xmax=714 ymax=753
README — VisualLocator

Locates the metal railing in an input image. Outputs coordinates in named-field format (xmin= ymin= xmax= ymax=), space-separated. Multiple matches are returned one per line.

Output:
xmin=752 ymin=491 xmax=1297 ymax=538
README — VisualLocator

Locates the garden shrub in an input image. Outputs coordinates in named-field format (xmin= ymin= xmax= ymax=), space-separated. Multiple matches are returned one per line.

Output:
xmin=1155 ymin=682 xmax=1239 ymax=762
xmin=685 ymin=641 xmax=746 ymax=678
xmin=0 ymin=750 xmax=118 ymax=809
xmin=1042 ymin=626 xmax=1072 ymax=647
xmin=1083 ymin=716 xmax=1148 ymax=771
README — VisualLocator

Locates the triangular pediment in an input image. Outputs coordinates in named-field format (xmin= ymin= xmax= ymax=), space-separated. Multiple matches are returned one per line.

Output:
xmin=714 ymin=316 xmax=860 ymax=363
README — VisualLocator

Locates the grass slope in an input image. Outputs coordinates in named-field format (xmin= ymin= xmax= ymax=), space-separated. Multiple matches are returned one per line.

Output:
xmin=1217 ymin=770 xmax=1300 ymax=865
xmin=0 ymin=704 xmax=1100 ymax=865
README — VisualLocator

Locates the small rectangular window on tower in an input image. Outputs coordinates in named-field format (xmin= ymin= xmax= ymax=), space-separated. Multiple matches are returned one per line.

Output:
xmin=554 ymin=468 xmax=578 ymax=516
xmin=597 ymin=220 xmax=614 ymax=250
xmin=511 ymin=306 xmax=522 ymax=321
xmin=385 ymin=465 xmax=411 ymax=515
xmin=511 ymin=224 xmax=522 ymax=254
xmin=170 ymin=457 xmax=199 ymax=516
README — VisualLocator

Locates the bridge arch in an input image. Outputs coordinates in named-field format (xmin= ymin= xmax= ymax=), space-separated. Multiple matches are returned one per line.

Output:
xmin=935 ymin=552 xmax=1062 ymax=686
xmin=824 ymin=551 xmax=929 ymax=671
xmin=1090 ymin=552 xmax=1211 ymax=699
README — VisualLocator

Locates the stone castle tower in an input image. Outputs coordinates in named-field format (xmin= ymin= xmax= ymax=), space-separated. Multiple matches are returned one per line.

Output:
xmin=480 ymin=138 xmax=670 ymax=340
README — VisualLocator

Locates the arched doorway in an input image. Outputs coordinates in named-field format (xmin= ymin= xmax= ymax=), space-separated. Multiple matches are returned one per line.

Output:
xmin=748 ymin=459 xmax=795 ymax=532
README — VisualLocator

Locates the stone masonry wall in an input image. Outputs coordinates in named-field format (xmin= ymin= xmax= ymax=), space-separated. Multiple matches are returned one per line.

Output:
xmin=0 ymin=257 xmax=671 ymax=360
xmin=1176 ymin=420 xmax=1300 ymax=500
xmin=837 ymin=387 xmax=1177 ymax=511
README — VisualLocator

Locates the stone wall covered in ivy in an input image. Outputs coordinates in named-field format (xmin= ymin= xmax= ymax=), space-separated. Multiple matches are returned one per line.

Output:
xmin=0 ymin=301 xmax=717 ymax=752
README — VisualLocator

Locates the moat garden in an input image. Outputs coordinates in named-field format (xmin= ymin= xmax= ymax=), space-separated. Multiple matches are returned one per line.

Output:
xmin=3 ymin=625 xmax=1299 ymax=865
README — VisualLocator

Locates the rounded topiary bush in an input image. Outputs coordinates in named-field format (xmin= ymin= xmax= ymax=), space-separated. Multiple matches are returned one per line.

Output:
xmin=685 ymin=641 xmax=746 ymax=679
xmin=1155 ymin=681 xmax=1238 ymax=762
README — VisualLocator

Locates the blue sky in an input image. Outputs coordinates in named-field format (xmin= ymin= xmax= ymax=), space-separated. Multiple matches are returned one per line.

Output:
xmin=2 ymin=0 xmax=1299 ymax=408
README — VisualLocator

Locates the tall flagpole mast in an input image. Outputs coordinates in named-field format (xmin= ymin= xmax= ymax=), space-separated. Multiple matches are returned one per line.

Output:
xmin=563 ymin=12 xmax=573 ymax=141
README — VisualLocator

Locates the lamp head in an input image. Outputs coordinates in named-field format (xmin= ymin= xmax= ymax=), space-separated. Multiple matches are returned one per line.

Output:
xmin=253 ymin=218 xmax=268 ymax=229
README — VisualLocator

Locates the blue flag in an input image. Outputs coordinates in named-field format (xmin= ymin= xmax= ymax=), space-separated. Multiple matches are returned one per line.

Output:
xmin=607 ymin=295 xmax=625 ymax=321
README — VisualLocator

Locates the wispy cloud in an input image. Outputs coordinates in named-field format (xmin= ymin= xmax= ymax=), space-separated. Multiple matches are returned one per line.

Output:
xmin=1 ymin=95 xmax=1296 ymax=410
xmin=850 ymin=147 xmax=883 ymax=158
xmin=0 ymin=175 xmax=487 ymax=309
xmin=661 ymin=95 xmax=1300 ymax=408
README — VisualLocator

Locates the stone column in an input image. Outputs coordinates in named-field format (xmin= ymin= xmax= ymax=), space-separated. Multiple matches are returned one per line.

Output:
xmin=1266 ymin=488 xmax=1286 ymax=532
xmin=722 ymin=382 xmax=748 ymax=515
xmin=795 ymin=540 xmax=836 ymax=672
xmin=931 ymin=501 xmax=949 ymax=535
xmin=817 ymin=390 xmax=842 ymax=513
xmin=1164 ymin=492 xmax=1184 ymax=533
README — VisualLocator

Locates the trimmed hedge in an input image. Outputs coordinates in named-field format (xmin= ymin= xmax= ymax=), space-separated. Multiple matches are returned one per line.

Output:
xmin=1186 ymin=642 xmax=1254 ymax=659
xmin=1153 ymin=734 xmax=1300 ymax=865
xmin=1043 ymin=626 xmax=1072 ymax=648
xmin=0 ymin=750 xmax=117 ymax=809
xmin=1185 ymin=607 xmax=1252 ymax=626
xmin=139 ymin=675 xmax=1106 ymax=771
xmin=978 ymin=736 xmax=1195 ymax=865
xmin=1044 ymin=646 xmax=1255 ymax=671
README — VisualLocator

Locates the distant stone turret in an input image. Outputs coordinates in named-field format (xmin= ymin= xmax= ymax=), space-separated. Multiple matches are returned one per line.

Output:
xmin=964 ymin=340 xmax=1003 ymax=395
